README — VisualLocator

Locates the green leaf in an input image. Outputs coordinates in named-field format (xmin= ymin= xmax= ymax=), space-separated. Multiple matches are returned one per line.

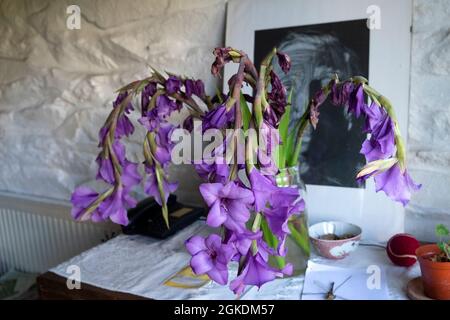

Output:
xmin=240 ymin=92 xmax=251 ymax=131
xmin=436 ymin=224 xmax=449 ymax=237
xmin=288 ymin=221 xmax=311 ymax=257
xmin=279 ymin=105 xmax=291 ymax=146
xmin=261 ymin=217 xmax=286 ymax=268
xmin=285 ymin=130 xmax=296 ymax=167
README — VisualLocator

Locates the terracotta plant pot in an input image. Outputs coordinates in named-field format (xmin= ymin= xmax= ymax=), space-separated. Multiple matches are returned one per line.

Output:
xmin=416 ymin=244 xmax=450 ymax=300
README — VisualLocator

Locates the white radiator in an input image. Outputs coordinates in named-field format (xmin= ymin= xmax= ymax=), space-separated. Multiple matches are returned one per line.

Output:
xmin=0 ymin=192 xmax=120 ymax=275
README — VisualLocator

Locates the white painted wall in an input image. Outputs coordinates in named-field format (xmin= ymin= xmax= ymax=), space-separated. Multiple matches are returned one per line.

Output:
xmin=0 ymin=0 xmax=448 ymax=240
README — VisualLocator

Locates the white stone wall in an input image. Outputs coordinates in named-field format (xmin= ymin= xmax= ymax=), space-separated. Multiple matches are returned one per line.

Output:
xmin=0 ymin=0 xmax=226 ymax=205
xmin=405 ymin=0 xmax=450 ymax=241
xmin=0 ymin=0 xmax=449 ymax=240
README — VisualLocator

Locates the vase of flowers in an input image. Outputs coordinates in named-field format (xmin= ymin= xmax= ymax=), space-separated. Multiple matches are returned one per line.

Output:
xmin=71 ymin=46 xmax=420 ymax=295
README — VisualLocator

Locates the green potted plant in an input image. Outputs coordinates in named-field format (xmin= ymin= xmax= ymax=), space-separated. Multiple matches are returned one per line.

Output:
xmin=416 ymin=224 xmax=450 ymax=300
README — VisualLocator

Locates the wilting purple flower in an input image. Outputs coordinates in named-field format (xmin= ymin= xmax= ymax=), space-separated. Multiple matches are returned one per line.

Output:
xmin=202 ymin=104 xmax=235 ymax=131
xmin=185 ymin=79 xmax=205 ymax=98
xmin=330 ymin=81 xmax=354 ymax=107
xmin=362 ymin=101 xmax=383 ymax=133
xmin=144 ymin=167 xmax=178 ymax=206
xmin=199 ymin=181 xmax=254 ymax=232
xmin=360 ymin=111 xmax=395 ymax=162
xmin=186 ymin=234 xmax=235 ymax=285
xmin=309 ymin=87 xmax=329 ymax=128
xmin=374 ymin=163 xmax=421 ymax=206
xmin=230 ymin=252 xmax=293 ymax=295
xmin=138 ymin=108 xmax=159 ymax=132
xmin=71 ymin=186 xmax=99 ymax=220
xmin=165 ymin=76 xmax=182 ymax=95
xmin=211 ymin=47 xmax=237 ymax=76
xmin=156 ymin=95 xmax=177 ymax=119
xmin=182 ymin=115 xmax=194 ymax=132
xmin=265 ymin=71 xmax=287 ymax=127
xmin=115 ymin=114 xmax=134 ymax=139
xmin=276 ymin=51 xmax=291 ymax=74
xmin=348 ymin=84 xmax=365 ymax=118
xmin=113 ymin=92 xmax=133 ymax=112
xmin=141 ymin=82 xmax=157 ymax=114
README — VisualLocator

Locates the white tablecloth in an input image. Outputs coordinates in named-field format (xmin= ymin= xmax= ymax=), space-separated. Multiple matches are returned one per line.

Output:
xmin=51 ymin=221 xmax=420 ymax=299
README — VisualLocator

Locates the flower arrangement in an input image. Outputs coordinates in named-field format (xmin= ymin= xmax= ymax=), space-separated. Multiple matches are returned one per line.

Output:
xmin=71 ymin=47 xmax=420 ymax=294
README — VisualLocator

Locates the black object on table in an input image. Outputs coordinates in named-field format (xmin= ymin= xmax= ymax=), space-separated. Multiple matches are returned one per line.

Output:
xmin=122 ymin=194 xmax=204 ymax=239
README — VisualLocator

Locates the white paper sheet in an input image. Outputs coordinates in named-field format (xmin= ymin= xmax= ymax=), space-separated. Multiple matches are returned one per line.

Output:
xmin=302 ymin=261 xmax=390 ymax=300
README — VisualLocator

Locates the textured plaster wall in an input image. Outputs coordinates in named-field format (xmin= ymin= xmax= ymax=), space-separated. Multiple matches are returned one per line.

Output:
xmin=0 ymin=0 xmax=226 ymax=205
xmin=405 ymin=0 xmax=450 ymax=241
xmin=0 ymin=0 xmax=449 ymax=240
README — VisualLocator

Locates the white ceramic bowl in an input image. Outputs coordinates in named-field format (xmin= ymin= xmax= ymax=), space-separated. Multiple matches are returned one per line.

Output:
xmin=309 ymin=221 xmax=362 ymax=259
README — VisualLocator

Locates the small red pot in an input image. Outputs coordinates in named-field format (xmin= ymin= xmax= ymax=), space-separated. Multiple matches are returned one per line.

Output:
xmin=416 ymin=244 xmax=450 ymax=300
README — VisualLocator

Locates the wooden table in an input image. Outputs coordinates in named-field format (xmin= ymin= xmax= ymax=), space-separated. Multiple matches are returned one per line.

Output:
xmin=37 ymin=272 xmax=148 ymax=300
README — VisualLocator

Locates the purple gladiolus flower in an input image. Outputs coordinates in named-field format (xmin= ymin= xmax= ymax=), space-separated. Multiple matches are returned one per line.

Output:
xmin=225 ymin=230 xmax=262 ymax=257
xmin=141 ymin=82 xmax=157 ymax=114
xmin=211 ymin=47 xmax=236 ymax=76
xmin=165 ymin=76 xmax=181 ymax=95
xmin=156 ymin=95 xmax=177 ymax=119
xmin=138 ymin=109 xmax=159 ymax=132
xmin=309 ymin=89 xmax=327 ymax=129
xmin=374 ymin=164 xmax=421 ymax=206
xmin=230 ymin=253 xmax=293 ymax=295
xmin=202 ymin=104 xmax=235 ymax=131
xmin=115 ymin=114 xmax=134 ymax=139
xmin=97 ymin=186 xmax=130 ymax=225
xmin=265 ymin=71 xmax=287 ymax=127
xmin=348 ymin=84 xmax=365 ymax=118
xmin=194 ymin=159 xmax=229 ymax=184
xmin=71 ymin=186 xmax=99 ymax=220
xmin=185 ymin=79 xmax=205 ymax=98
xmin=144 ymin=167 xmax=178 ymax=206
xmin=363 ymin=101 xmax=383 ymax=133
xmin=360 ymin=111 xmax=395 ymax=162
xmin=263 ymin=206 xmax=295 ymax=239
xmin=276 ymin=51 xmax=291 ymax=74
xmin=199 ymin=181 xmax=254 ymax=232
xmin=249 ymin=168 xmax=278 ymax=211
xmin=330 ymin=81 xmax=354 ymax=107
xmin=121 ymin=160 xmax=141 ymax=190
xmin=186 ymin=234 xmax=235 ymax=285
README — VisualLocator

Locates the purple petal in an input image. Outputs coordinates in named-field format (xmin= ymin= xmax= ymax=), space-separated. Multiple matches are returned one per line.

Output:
xmin=185 ymin=235 xmax=207 ymax=255
xmin=190 ymin=251 xmax=214 ymax=275
xmin=199 ymin=183 xmax=222 ymax=206
xmin=206 ymin=200 xmax=227 ymax=227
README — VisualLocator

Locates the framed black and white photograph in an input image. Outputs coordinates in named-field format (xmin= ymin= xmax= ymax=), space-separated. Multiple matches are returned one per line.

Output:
xmin=225 ymin=0 xmax=412 ymax=241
